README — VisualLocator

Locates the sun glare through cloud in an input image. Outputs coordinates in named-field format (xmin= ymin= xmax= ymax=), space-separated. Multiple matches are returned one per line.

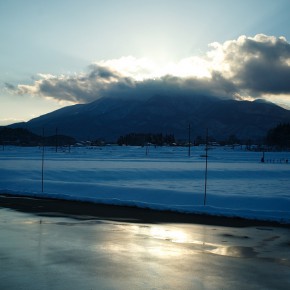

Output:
xmin=2 ymin=0 xmax=290 ymax=126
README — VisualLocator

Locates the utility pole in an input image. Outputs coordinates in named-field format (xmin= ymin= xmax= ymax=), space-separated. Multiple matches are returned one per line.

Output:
xmin=188 ymin=123 xmax=191 ymax=157
xmin=55 ymin=127 xmax=58 ymax=153
xmin=41 ymin=128 xmax=45 ymax=193
xmin=204 ymin=128 xmax=209 ymax=206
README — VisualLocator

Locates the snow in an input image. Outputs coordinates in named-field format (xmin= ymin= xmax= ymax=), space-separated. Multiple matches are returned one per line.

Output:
xmin=1 ymin=145 xmax=290 ymax=224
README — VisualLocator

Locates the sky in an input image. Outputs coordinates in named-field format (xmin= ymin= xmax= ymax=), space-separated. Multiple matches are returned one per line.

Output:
xmin=1 ymin=0 xmax=290 ymax=125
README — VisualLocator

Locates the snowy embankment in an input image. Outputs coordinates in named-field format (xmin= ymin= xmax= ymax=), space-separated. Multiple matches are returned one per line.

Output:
xmin=1 ymin=145 xmax=290 ymax=224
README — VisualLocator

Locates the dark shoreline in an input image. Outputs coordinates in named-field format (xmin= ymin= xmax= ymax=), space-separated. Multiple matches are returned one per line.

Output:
xmin=0 ymin=194 xmax=289 ymax=228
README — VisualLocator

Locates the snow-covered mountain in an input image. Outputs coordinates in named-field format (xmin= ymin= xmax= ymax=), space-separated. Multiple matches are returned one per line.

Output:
xmin=10 ymin=94 xmax=290 ymax=141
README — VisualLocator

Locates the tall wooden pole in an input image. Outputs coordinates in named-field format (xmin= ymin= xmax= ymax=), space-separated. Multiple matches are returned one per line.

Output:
xmin=55 ymin=127 xmax=58 ymax=153
xmin=204 ymin=128 xmax=208 ymax=206
xmin=188 ymin=123 xmax=191 ymax=157
xmin=41 ymin=128 xmax=45 ymax=193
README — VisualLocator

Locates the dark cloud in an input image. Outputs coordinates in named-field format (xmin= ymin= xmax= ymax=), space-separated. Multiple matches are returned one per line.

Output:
xmin=221 ymin=35 xmax=290 ymax=96
xmin=16 ymin=65 xmax=237 ymax=103
xmin=238 ymin=58 xmax=290 ymax=94
xmin=4 ymin=82 xmax=16 ymax=90
xmin=16 ymin=65 xmax=132 ymax=103
xmin=13 ymin=34 xmax=290 ymax=104
xmin=87 ymin=64 xmax=121 ymax=80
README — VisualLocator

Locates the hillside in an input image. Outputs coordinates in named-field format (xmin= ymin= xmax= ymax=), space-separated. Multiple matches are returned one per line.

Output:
xmin=0 ymin=127 xmax=76 ymax=146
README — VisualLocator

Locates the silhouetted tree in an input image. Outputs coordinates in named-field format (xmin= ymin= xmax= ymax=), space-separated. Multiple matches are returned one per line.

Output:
xmin=266 ymin=123 xmax=290 ymax=149
xmin=227 ymin=134 xmax=240 ymax=145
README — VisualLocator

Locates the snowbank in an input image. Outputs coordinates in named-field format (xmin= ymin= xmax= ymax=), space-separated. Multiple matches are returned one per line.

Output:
xmin=1 ymin=145 xmax=289 ymax=223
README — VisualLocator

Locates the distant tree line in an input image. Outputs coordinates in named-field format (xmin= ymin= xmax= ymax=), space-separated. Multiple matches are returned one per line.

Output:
xmin=116 ymin=123 xmax=290 ymax=150
xmin=117 ymin=133 xmax=176 ymax=146
xmin=266 ymin=123 xmax=290 ymax=149
xmin=0 ymin=127 xmax=76 ymax=147
xmin=195 ymin=124 xmax=290 ymax=150
xmin=2 ymin=123 xmax=290 ymax=150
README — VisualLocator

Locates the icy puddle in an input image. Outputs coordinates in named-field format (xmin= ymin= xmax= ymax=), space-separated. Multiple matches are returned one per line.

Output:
xmin=0 ymin=208 xmax=290 ymax=290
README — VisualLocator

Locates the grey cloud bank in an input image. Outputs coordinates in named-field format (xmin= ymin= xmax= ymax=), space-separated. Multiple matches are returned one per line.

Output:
xmin=12 ymin=35 xmax=290 ymax=107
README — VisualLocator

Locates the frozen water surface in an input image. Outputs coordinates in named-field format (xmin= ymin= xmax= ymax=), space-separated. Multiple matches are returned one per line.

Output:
xmin=0 ymin=208 xmax=289 ymax=290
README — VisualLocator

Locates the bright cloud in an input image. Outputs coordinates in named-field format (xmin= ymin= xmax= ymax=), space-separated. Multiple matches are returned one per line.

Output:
xmin=0 ymin=118 xmax=24 ymax=126
xmin=10 ymin=34 xmax=290 ymax=107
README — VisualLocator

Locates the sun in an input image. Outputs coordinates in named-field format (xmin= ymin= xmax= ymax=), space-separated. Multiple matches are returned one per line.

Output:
xmin=97 ymin=56 xmax=211 ymax=81
xmin=162 ymin=57 xmax=211 ymax=79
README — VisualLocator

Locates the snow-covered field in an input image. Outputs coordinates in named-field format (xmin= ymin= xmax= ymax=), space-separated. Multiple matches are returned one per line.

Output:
xmin=1 ymin=145 xmax=290 ymax=223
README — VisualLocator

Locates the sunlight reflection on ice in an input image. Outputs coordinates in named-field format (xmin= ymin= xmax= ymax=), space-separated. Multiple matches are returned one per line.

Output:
xmin=1 ymin=208 xmax=290 ymax=290
xmin=100 ymin=223 xmax=228 ymax=258
xmin=149 ymin=226 xmax=188 ymax=243
xmin=210 ymin=246 xmax=257 ymax=258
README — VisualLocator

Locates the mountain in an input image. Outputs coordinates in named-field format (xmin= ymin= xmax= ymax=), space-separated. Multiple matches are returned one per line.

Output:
xmin=9 ymin=94 xmax=290 ymax=142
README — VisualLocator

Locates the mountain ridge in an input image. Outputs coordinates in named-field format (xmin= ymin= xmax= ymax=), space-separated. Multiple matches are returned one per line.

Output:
xmin=9 ymin=94 xmax=290 ymax=142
